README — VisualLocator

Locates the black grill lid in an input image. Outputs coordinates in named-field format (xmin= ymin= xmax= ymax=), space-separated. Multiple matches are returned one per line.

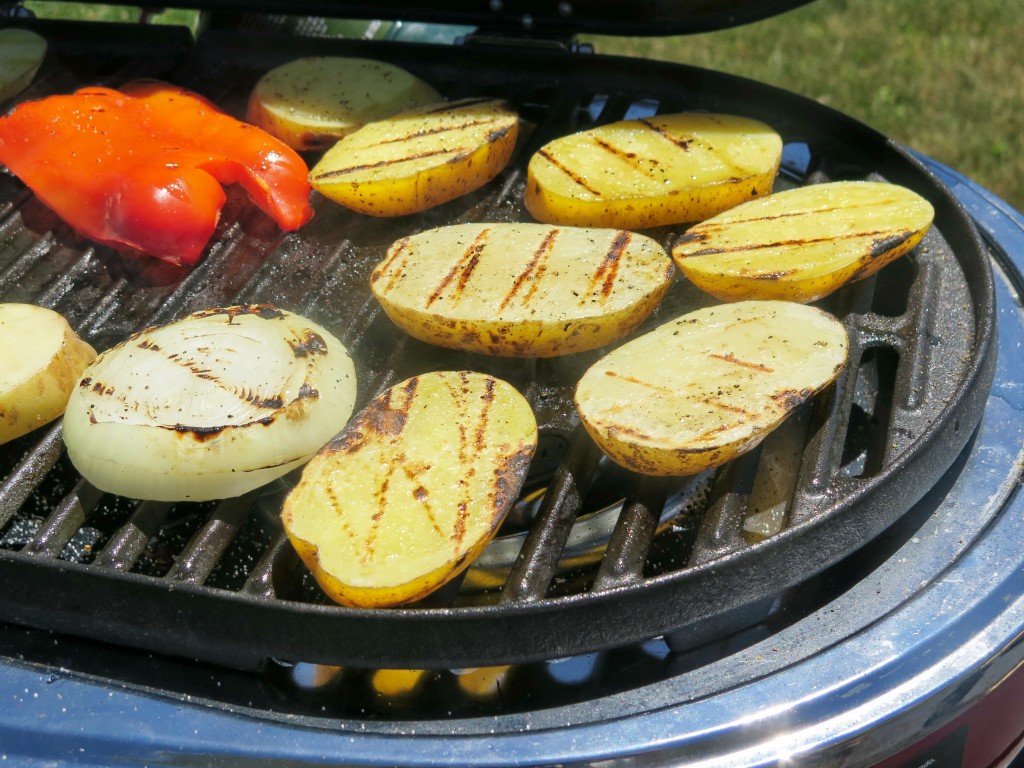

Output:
xmin=36 ymin=0 xmax=818 ymax=36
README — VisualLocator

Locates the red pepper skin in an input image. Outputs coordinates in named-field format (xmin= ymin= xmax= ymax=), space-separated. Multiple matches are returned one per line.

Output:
xmin=0 ymin=83 xmax=313 ymax=266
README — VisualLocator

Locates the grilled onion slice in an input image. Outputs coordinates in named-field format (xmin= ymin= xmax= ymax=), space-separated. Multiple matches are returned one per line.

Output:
xmin=0 ymin=303 xmax=96 ymax=444
xmin=63 ymin=305 xmax=357 ymax=502
xmin=282 ymin=371 xmax=538 ymax=608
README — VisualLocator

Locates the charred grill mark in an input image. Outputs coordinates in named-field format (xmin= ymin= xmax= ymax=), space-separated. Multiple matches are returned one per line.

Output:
xmin=312 ymin=146 xmax=466 ymax=179
xmin=368 ymin=376 xmax=418 ymax=437
xmin=288 ymin=330 xmax=328 ymax=357
xmin=170 ymin=423 xmax=228 ymax=442
xmin=404 ymin=467 xmax=447 ymax=541
xmin=368 ymin=117 xmax=507 ymax=147
xmin=870 ymin=230 xmax=914 ymax=257
xmin=421 ymin=97 xmax=500 ymax=114
xmin=537 ymin=149 xmax=602 ymax=196
xmin=137 ymin=339 xmax=161 ymax=351
xmin=499 ymin=228 xmax=558 ymax=311
xmin=194 ymin=305 xmax=284 ymax=323
xmin=375 ymin=237 xmax=412 ymax=293
xmin=362 ymin=473 xmax=393 ymax=566
xmin=693 ymin=420 xmax=748 ymax=442
xmin=584 ymin=231 xmax=631 ymax=304
xmin=700 ymin=396 xmax=756 ymax=418
xmin=680 ymin=229 xmax=892 ymax=257
xmin=591 ymin=136 xmax=660 ymax=176
xmin=603 ymin=369 xmax=675 ymax=395
xmin=708 ymin=352 xmax=774 ymax=372
xmin=771 ymin=387 xmax=813 ymax=411
xmin=297 ymin=382 xmax=319 ymax=400
xmin=745 ymin=268 xmax=800 ymax=280
xmin=426 ymin=229 xmax=490 ymax=307
xmin=639 ymin=119 xmax=693 ymax=151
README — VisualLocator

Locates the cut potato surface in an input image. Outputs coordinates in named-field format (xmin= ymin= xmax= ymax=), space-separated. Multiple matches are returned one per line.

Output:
xmin=63 ymin=305 xmax=357 ymax=502
xmin=246 ymin=56 xmax=442 ymax=151
xmin=309 ymin=97 xmax=519 ymax=216
xmin=282 ymin=371 xmax=538 ymax=608
xmin=524 ymin=112 xmax=782 ymax=229
xmin=0 ymin=303 xmax=96 ymax=444
xmin=672 ymin=181 xmax=935 ymax=303
xmin=575 ymin=301 xmax=848 ymax=476
xmin=0 ymin=28 xmax=46 ymax=104
xmin=371 ymin=222 xmax=676 ymax=357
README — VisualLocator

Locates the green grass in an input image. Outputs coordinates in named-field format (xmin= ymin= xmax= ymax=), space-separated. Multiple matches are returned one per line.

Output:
xmin=20 ymin=0 xmax=1024 ymax=210
xmin=586 ymin=0 xmax=1024 ymax=211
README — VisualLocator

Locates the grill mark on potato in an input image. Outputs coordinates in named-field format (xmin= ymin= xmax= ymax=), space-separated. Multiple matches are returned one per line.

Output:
xmin=700 ymin=395 xmax=757 ymax=418
xmin=590 ymin=136 xmax=660 ymax=177
xmin=708 ymin=351 xmax=774 ymax=372
xmin=601 ymin=369 xmax=675 ymax=395
xmin=869 ymin=230 xmax=914 ymax=257
xmin=676 ymin=200 xmax=903 ymax=239
xmin=362 ymin=472 xmax=393 ymax=566
xmin=499 ymin=228 xmax=558 ymax=311
xmin=420 ymin=97 xmax=501 ymax=114
xmin=366 ymin=117 xmax=508 ymax=148
xmin=677 ymin=229 xmax=891 ymax=257
xmin=639 ymin=118 xmax=750 ymax=177
xmin=584 ymin=231 xmax=631 ymax=304
xmin=404 ymin=466 xmax=447 ymax=542
xmin=312 ymin=146 xmax=467 ymax=179
xmin=374 ymin=237 xmax=412 ymax=292
xmin=537 ymin=149 xmax=602 ymax=195
xmin=426 ymin=228 xmax=490 ymax=307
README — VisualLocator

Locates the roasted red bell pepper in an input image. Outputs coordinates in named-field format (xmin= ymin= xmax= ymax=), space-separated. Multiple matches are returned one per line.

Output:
xmin=0 ymin=82 xmax=313 ymax=266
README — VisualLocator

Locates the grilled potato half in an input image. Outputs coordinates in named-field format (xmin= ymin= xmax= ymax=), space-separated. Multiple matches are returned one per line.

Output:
xmin=575 ymin=301 xmax=848 ymax=476
xmin=672 ymin=181 xmax=935 ymax=303
xmin=525 ymin=112 xmax=782 ymax=229
xmin=246 ymin=57 xmax=441 ymax=152
xmin=371 ymin=222 xmax=676 ymax=357
xmin=282 ymin=371 xmax=538 ymax=608
xmin=0 ymin=303 xmax=96 ymax=444
xmin=309 ymin=97 xmax=519 ymax=216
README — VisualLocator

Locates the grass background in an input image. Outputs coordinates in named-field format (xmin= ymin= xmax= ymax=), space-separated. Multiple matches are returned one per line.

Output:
xmin=587 ymin=0 xmax=1023 ymax=211
xmin=21 ymin=0 xmax=1024 ymax=211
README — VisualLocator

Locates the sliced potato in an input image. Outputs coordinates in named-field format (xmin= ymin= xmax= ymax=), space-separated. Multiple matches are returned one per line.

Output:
xmin=246 ymin=56 xmax=442 ymax=151
xmin=0 ymin=29 xmax=46 ymax=104
xmin=282 ymin=371 xmax=538 ymax=608
xmin=371 ymin=222 xmax=675 ymax=357
xmin=0 ymin=303 xmax=96 ymax=444
xmin=672 ymin=181 xmax=935 ymax=303
xmin=524 ymin=112 xmax=782 ymax=229
xmin=574 ymin=301 xmax=848 ymax=476
xmin=309 ymin=97 xmax=519 ymax=216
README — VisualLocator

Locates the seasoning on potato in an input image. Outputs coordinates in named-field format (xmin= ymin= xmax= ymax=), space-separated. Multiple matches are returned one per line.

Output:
xmin=671 ymin=180 xmax=935 ymax=303
xmin=246 ymin=56 xmax=442 ymax=152
xmin=524 ymin=112 xmax=783 ymax=230
xmin=282 ymin=371 xmax=538 ymax=608
xmin=370 ymin=222 xmax=676 ymax=357
xmin=62 ymin=305 xmax=357 ymax=502
xmin=0 ymin=303 xmax=96 ymax=445
xmin=309 ymin=97 xmax=519 ymax=216
xmin=574 ymin=300 xmax=848 ymax=476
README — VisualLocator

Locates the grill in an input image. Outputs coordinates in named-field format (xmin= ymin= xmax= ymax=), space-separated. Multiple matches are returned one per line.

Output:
xmin=0 ymin=7 xmax=1021 ymax=767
